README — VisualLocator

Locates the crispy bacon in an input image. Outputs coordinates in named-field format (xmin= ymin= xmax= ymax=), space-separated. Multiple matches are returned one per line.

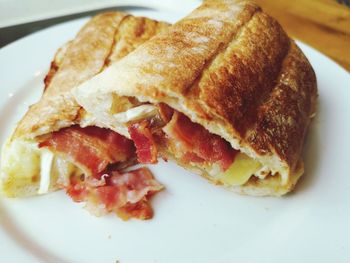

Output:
xmin=163 ymin=111 xmax=238 ymax=171
xmin=128 ymin=120 xmax=158 ymax=164
xmin=66 ymin=174 xmax=87 ymax=202
xmin=67 ymin=167 xmax=163 ymax=220
xmin=117 ymin=200 xmax=153 ymax=220
xmin=39 ymin=126 xmax=135 ymax=176
xmin=40 ymin=125 xmax=162 ymax=220
xmin=82 ymin=168 xmax=163 ymax=220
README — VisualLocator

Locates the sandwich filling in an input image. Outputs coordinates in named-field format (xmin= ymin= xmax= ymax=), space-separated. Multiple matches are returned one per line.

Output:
xmin=1 ymin=101 xmax=274 ymax=219
xmin=118 ymin=102 xmax=267 ymax=185
xmin=1 ymin=127 xmax=163 ymax=220
xmin=67 ymin=101 xmax=269 ymax=189
xmin=37 ymin=126 xmax=163 ymax=220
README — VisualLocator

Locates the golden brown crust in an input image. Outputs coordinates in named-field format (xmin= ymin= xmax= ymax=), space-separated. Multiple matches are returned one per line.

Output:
xmin=12 ymin=12 xmax=169 ymax=140
xmin=107 ymin=15 xmax=169 ymax=65
xmin=74 ymin=0 xmax=317 ymax=191
xmin=43 ymin=41 xmax=72 ymax=89
xmin=246 ymin=42 xmax=317 ymax=172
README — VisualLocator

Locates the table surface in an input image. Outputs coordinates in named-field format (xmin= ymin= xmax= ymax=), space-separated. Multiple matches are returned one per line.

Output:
xmin=255 ymin=0 xmax=350 ymax=72
xmin=0 ymin=0 xmax=349 ymax=72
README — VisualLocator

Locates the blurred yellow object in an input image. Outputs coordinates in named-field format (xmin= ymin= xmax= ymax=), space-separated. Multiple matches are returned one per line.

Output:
xmin=255 ymin=0 xmax=350 ymax=72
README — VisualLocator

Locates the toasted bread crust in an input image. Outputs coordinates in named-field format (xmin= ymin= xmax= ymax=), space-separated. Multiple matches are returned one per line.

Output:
xmin=12 ymin=12 xmax=169 ymax=140
xmin=246 ymin=42 xmax=317 ymax=172
xmin=74 ymin=0 xmax=317 ymax=190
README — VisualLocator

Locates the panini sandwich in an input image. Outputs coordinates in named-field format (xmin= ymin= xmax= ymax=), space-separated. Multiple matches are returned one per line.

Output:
xmin=1 ymin=0 xmax=317 ymax=221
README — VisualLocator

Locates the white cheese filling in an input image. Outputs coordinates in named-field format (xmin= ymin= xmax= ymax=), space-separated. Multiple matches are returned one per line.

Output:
xmin=38 ymin=150 xmax=54 ymax=194
xmin=113 ymin=104 xmax=158 ymax=123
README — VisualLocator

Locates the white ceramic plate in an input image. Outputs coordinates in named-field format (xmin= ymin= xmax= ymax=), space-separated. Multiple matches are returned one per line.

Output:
xmin=1 ymin=5 xmax=350 ymax=263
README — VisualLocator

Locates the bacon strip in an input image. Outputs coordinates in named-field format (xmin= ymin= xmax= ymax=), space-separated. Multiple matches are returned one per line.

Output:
xmin=40 ymin=125 xmax=162 ymax=220
xmin=67 ymin=167 xmax=163 ymax=220
xmin=163 ymin=111 xmax=238 ymax=171
xmin=39 ymin=126 xmax=135 ymax=176
xmin=67 ymin=174 xmax=87 ymax=202
xmin=128 ymin=120 xmax=158 ymax=164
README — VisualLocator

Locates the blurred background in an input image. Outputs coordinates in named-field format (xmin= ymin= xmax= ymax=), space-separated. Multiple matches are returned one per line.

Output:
xmin=0 ymin=0 xmax=349 ymax=71
xmin=255 ymin=0 xmax=350 ymax=72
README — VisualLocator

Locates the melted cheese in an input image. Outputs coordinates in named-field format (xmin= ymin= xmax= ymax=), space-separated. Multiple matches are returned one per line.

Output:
xmin=113 ymin=104 xmax=158 ymax=123
xmin=217 ymin=153 xmax=262 ymax=186
xmin=1 ymin=140 xmax=78 ymax=196
xmin=38 ymin=150 xmax=54 ymax=194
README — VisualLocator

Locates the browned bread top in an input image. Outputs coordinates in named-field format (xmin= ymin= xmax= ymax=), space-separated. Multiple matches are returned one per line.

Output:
xmin=74 ymin=0 xmax=317 ymax=184
xmin=12 ymin=12 xmax=169 ymax=140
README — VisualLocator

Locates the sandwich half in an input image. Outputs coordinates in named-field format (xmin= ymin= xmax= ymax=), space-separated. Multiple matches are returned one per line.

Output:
xmin=1 ymin=0 xmax=318 ymax=222
xmin=72 ymin=0 xmax=317 ymax=196
xmin=1 ymin=12 xmax=169 ymax=220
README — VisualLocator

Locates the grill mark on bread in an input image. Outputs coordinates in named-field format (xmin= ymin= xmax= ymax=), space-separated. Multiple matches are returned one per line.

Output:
xmin=247 ymin=42 xmax=317 ymax=170
xmin=120 ymin=2 xmax=260 ymax=102
xmin=134 ymin=17 xmax=146 ymax=37
xmin=242 ymin=28 xmax=293 ymax=155
xmin=239 ymin=14 xmax=291 ymax=135
xmin=44 ymin=41 xmax=72 ymax=90
xmin=44 ymin=61 xmax=59 ymax=90
xmin=42 ymin=12 xmax=127 ymax=98
xmin=188 ymin=11 xmax=290 ymax=140
xmin=244 ymin=43 xmax=294 ymax=157
xmin=184 ymin=5 xmax=260 ymax=98
xmin=107 ymin=16 xmax=170 ymax=65
xmin=103 ymin=14 xmax=131 ymax=68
